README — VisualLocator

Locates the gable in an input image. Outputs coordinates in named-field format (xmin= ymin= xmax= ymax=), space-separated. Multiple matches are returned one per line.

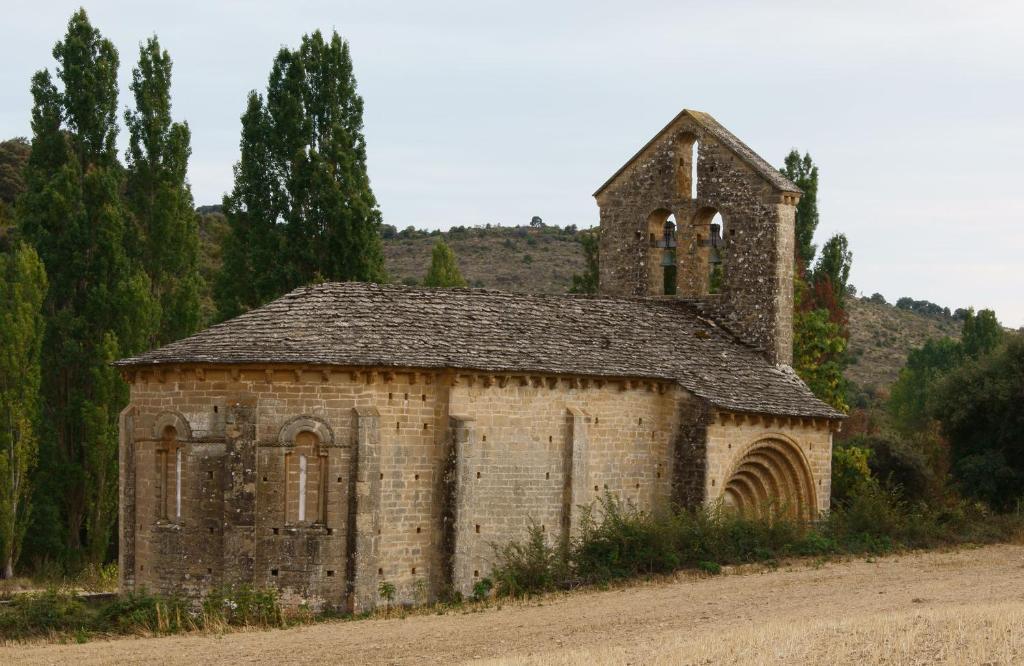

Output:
xmin=593 ymin=109 xmax=801 ymax=198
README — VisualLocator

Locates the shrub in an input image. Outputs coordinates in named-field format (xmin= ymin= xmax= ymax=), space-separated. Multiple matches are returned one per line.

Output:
xmin=0 ymin=589 xmax=91 ymax=640
xmin=831 ymin=444 xmax=875 ymax=506
xmin=491 ymin=523 xmax=566 ymax=596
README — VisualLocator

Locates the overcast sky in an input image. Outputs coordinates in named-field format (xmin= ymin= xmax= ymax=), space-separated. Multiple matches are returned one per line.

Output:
xmin=2 ymin=0 xmax=1022 ymax=326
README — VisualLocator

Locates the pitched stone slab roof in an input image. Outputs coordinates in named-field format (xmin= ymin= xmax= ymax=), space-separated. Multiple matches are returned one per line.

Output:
xmin=117 ymin=282 xmax=842 ymax=419
xmin=593 ymin=109 xmax=802 ymax=196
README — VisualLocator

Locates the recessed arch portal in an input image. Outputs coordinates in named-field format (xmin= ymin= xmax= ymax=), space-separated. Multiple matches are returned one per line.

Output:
xmin=722 ymin=437 xmax=817 ymax=520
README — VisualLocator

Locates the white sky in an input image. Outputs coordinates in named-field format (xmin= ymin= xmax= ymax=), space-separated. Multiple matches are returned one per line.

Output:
xmin=2 ymin=0 xmax=1022 ymax=326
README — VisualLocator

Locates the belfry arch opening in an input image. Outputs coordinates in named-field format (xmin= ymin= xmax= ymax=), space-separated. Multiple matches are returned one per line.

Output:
xmin=646 ymin=209 xmax=677 ymax=295
xmin=689 ymin=207 xmax=726 ymax=296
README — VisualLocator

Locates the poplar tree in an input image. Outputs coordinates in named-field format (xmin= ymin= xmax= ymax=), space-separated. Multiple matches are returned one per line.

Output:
xmin=125 ymin=36 xmax=203 ymax=345
xmin=0 ymin=240 xmax=46 ymax=578
xmin=780 ymin=151 xmax=819 ymax=272
xmin=216 ymin=29 xmax=385 ymax=319
xmin=423 ymin=240 xmax=466 ymax=287
xmin=17 ymin=10 xmax=156 ymax=566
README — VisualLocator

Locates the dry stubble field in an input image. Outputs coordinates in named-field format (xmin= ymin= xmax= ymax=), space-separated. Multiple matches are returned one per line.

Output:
xmin=4 ymin=544 xmax=1024 ymax=665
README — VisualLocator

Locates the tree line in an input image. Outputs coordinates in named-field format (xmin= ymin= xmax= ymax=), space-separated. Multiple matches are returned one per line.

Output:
xmin=0 ymin=9 xmax=386 ymax=577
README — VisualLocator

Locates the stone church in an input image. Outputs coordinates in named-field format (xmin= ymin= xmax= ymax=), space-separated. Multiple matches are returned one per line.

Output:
xmin=116 ymin=110 xmax=843 ymax=611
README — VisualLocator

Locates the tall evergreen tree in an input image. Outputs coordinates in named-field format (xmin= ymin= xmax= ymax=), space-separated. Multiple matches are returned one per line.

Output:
xmin=0 ymin=240 xmax=46 ymax=577
xmin=423 ymin=240 xmax=466 ymax=287
xmin=569 ymin=229 xmax=600 ymax=294
xmin=125 ymin=36 xmax=203 ymax=345
xmin=17 ymin=10 xmax=156 ymax=567
xmin=780 ymin=151 xmax=819 ymax=272
xmin=216 ymin=29 xmax=385 ymax=319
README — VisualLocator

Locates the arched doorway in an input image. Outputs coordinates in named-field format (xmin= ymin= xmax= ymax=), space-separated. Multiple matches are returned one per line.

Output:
xmin=721 ymin=438 xmax=817 ymax=520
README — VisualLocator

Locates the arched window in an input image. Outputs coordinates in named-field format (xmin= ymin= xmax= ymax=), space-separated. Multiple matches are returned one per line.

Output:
xmin=675 ymin=134 xmax=697 ymax=200
xmin=709 ymin=212 xmax=725 ymax=294
xmin=158 ymin=425 xmax=185 ymax=522
xmin=646 ymin=210 xmax=677 ymax=295
xmin=691 ymin=140 xmax=700 ymax=199
xmin=286 ymin=430 xmax=328 ymax=525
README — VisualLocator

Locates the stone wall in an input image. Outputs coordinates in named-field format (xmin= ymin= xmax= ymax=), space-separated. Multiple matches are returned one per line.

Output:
xmin=595 ymin=114 xmax=798 ymax=365
xmin=119 ymin=364 xmax=833 ymax=609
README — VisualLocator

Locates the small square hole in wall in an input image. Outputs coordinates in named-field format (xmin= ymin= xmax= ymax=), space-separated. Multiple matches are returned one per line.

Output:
xmin=272 ymin=528 xmax=279 ymax=535
xmin=594 ymin=485 xmax=599 ymax=492
xmin=541 ymin=524 xmax=545 ymax=532
xmin=262 ymin=475 xmax=268 ymax=482
xmin=327 ymin=570 xmax=335 ymax=577
xmin=378 ymin=568 xmax=384 ymax=576
xmin=423 ymin=423 xmax=429 ymax=430
xmin=475 ymin=524 xmax=480 ymax=533
xmin=326 ymin=528 xmax=333 ymax=535
xmin=414 ymin=473 xmax=419 ymax=481
xmin=207 ymin=470 xmax=214 ymax=480
xmin=271 ymin=569 xmax=279 ymax=577
xmin=379 ymin=472 xmax=384 ymax=480
xmin=476 ymin=471 xmax=481 ymax=479
xmin=545 ymin=472 xmax=550 ymax=480
xmin=638 ymin=417 xmax=643 ymax=425
xmin=411 ymin=567 xmax=416 ymax=575
xmin=388 ymin=392 xmax=393 ymax=400
xmin=140 ymin=565 xmax=144 ymax=571
xmin=209 ymin=527 xmax=215 ymax=534
xmin=396 ymin=422 xmax=400 ymax=431
xmin=482 ymin=435 xmax=487 ymax=442
xmin=422 ymin=394 xmax=426 ymax=401
xmin=474 ymin=570 xmax=479 ymax=577
xmin=404 ymin=393 xmax=408 ymax=400
xmin=213 ymin=405 xmax=218 ymax=413
xmin=635 ymin=483 xmax=640 ymax=489
xmin=656 ymin=472 xmax=661 ymax=479
xmin=337 ymin=476 xmax=343 ymax=483
xmin=712 ymin=479 xmax=716 ymax=487
xmin=207 ymin=568 xmax=212 ymax=574
xmin=548 ymin=436 xmax=552 ymax=443
xmin=416 ymin=526 xmax=422 ymax=533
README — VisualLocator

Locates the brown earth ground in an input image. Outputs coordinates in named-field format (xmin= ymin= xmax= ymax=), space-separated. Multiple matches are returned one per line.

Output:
xmin=5 ymin=544 xmax=1024 ymax=665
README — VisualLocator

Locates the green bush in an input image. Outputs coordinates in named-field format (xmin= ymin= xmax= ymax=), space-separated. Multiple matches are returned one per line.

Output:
xmin=489 ymin=486 xmax=1024 ymax=599
xmin=831 ymin=444 xmax=876 ymax=506
xmin=491 ymin=523 xmax=567 ymax=596
xmin=0 ymin=590 xmax=91 ymax=640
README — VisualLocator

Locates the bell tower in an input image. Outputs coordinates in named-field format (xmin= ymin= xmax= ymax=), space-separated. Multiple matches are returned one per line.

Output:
xmin=593 ymin=110 xmax=802 ymax=366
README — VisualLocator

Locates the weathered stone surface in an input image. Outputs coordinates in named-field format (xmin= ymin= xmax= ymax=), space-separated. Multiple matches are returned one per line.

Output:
xmin=116 ymin=109 xmax=839 ymax=611
xmin=595 ymin=109 xmax=800 ymax=366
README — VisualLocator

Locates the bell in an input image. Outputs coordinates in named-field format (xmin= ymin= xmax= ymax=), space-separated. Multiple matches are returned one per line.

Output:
xmin=709 ymin=222 xmax=723 ymax=249
xmin=709 ymin=246 xmax=722 ymax=267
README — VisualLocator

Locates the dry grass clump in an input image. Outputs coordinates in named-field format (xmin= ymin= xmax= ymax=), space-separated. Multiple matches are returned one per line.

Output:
xmin=484 ymin=601 xmax=1024 ymax=665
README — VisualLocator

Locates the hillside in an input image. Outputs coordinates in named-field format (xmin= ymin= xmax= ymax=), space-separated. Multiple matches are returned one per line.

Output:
xmin=381 ymin=226 xmax=962 ymax=390
xmin=196 ymin=214 xmax=961 ymax=391
xmin=844 ymin=298 xmax=961 ymax=389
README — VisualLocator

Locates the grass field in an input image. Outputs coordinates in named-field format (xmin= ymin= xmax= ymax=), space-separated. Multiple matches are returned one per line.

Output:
xmin=3 ymin=543 xmax=1022 ymax=665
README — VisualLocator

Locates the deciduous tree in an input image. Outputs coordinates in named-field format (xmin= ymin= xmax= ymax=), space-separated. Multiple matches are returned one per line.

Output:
xmin=0 ymin=240 xmax=46 ymax=577
xmin=17 ymin=9 xmax=156 ymax=566
xmin=125 ymin=36 xmax=203 ymax=345
xmin=423 ymin=240 xmax=466 ymax=288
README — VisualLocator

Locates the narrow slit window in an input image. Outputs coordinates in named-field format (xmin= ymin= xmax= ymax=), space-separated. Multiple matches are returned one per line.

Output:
xmin=175 ymin=447 xmax=183 ymax=520
xmin=691 ymin=140 xmax=700 ymax=199
xmin=298 ymin=454 xmax=307 ymax=523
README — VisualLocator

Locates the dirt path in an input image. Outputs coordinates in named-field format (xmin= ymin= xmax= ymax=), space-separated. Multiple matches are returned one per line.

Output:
xmin=5 ymin=544 xmax=1024 ymax=665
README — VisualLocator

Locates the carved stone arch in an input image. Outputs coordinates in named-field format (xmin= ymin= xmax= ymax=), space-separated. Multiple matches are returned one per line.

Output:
xmin=152 ymin=411 xmax=192 ymax=442
xmin=723 ymin=434 xmax=817 ymax=520
xmin=279 ymin=415 xmax=335 ymax=448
